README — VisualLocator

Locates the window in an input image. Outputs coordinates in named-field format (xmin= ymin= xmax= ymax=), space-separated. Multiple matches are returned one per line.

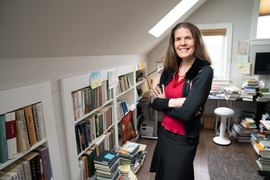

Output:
xmin=251 ymin=0 xmax=270 ymax=39
xmin=203 ymin=35 xmax=225 ymax=79
xmin=257 ymin=0 xmax=270 ymax=38
xmin=196 ymin=23 xmax=233 ymax=84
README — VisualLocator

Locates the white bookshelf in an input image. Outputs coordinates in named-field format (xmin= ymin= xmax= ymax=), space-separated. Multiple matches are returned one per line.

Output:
xmin=0 ymin=81 xmax=64 ymax=180
xmin=60 ymin=62 xmax=147 ymax=180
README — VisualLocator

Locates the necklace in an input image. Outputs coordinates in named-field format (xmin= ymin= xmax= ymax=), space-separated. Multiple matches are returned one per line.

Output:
xmin=178 ymin=63 xmax=191 ymax=81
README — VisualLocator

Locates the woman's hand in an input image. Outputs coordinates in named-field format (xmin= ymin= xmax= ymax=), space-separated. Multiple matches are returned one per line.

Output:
xmin=152 ymin=85 xmax=165 ymax=99
xmin=195 ymin=108 xmax=202 ymax=116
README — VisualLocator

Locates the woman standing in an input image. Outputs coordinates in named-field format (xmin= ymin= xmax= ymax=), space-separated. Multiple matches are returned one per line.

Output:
xmin=149 ymin=22 xmax=213 ymax=180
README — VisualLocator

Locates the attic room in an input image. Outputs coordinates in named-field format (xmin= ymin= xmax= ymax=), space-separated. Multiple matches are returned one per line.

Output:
xmin=1 ymin=0 xmax=270 ymax=180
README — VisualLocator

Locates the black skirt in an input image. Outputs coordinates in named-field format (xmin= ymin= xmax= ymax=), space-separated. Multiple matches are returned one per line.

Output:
xmin=150 ymin=125 xmax=199 ymax=180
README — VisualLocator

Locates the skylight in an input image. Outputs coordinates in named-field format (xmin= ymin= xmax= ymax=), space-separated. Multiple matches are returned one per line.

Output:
xmin=148 ymin=0 xmax=199 ymax=38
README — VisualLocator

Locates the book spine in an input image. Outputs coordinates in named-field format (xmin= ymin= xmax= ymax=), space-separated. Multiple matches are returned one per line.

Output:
xmin=16 ymin=110 xmax=31 ymax=150
xmin=72 ymin=92 xmax=78 ymax=121
xmin=0 ymin=115 xmax=8 ymax=163
xmin=35 ymin=153 xmax=42 ymax=180
xmin=15 ymin=120 xmax=27 ymax=152
xmin=42 ymin=148 xmax=51 ymax=180
xmin=19 ymin=160 xmax=31 ymax=180
xmin=77 ymin=90 xmax=83 ymax=119
xmin=23 ymin=106 xmax=37 ymax=147
xmin=32 ymin=103 xmax=45 ymax=141
xmin=29 ymin=154 xmax=38 ymax=180
xmin=5 ymin=112 xmax=17 ymax=159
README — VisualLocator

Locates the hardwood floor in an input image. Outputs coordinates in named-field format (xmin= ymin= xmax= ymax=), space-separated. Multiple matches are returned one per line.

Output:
xmin=136 ymin=129 xmax=264 ymax=180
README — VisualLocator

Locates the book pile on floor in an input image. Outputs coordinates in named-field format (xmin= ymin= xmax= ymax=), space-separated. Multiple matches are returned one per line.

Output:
xmin=119 ymin=163 xmax=137 ymax=180
xmin=118 ymin=141 xmax=147 ymax=174
xmin=94 ymin=150 xmax=121 ymax=180
xmin=231 ymin=111 xmax=258 ymax=142
xmin=231 ymin=123 xmax=258 ymax=142
xmin=251 ymin=119 xmax=270 ymax=171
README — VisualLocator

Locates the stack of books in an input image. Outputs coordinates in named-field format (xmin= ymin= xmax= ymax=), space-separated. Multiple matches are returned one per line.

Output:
xmin=119 ymin=163 xmax=137 ymax=180
xmin=251 ymin=132 xmax=270 ymax=144
xmin=231 ymin=123 xmax=258 ymax=142
xmin=241 ymin=78 xmax=258 ymax=101
xmin=240 ymin=117 xmax=257 ymax=129
xmin=257 ymin=89 xmax=270 ymax=102
xmin=93 ymin=150 xmax=121 ymax=180
xmin=119 ymin=141 xmax=140 ymax=165
xmin=223 ymin=86 xmax=241 ymax=100
xmin=252 ymin=119 xmax=270 ymax=171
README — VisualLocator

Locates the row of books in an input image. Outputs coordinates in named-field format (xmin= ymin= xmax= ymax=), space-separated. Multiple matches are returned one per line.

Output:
xmin=117 ymin=75 xmax=132 ymax=96
xmin=0 ymin=146 xmax=51 ymax=180
xmin=75 ymin=105 xmax=115 ymax=155
xmin=0 ymin=103 xmax=46 ymax=163
xmin=116 ymin=100 xmax=129 ymax=121
xmin=72 ymin=81 xmax=113 ymax=121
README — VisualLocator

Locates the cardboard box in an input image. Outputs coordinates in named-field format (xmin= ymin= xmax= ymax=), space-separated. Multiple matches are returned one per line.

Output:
xmin=203 ymin=115 xmax=215 ymax=129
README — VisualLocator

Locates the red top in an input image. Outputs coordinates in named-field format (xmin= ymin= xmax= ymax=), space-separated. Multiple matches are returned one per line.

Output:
xmin=161 ymin=76 xmax=185 ymax=135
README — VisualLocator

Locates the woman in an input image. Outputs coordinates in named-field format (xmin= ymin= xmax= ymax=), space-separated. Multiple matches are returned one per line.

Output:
xmin=149 ymin=22 xmax=213 ymax=180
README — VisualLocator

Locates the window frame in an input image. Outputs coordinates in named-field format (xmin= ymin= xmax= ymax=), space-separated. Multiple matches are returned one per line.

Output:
xmin=196 ymin=23 xmax=233 ymax=85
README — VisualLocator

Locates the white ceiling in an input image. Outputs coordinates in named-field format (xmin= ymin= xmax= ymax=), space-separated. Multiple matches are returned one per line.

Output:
xmin=0 ymin=0 xmax=207 ymax=58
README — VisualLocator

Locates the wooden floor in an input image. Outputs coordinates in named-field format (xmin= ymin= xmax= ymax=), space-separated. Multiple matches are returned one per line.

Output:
xmin=136 ymin=129 xmax=264 ymax=180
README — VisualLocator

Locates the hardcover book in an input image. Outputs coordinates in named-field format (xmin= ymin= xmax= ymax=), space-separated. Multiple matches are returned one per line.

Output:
xmin=0 ymin=115 xmax=8 ymax=163
xmin=21 ymin=151 xmax=41 ymax=180
xmin=32 ymin=103 xmax=46 ymax=141
xmin=22 ymin=105 xmax=38 ymax=147
xmin=5 ymin=112 xmax=17 ymax=159
xmin=94 ymin=150 xmax=119 ymax=166
xmin=15 ymin=110 xmax=30 ymax=151
xmin=34 ymin=146 xmax=51 ymax=180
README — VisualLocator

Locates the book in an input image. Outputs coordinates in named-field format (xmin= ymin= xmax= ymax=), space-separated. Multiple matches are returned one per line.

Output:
xmin=22 ymin=105 xmax=38 ymax=147
xmin=72 ymin=92 xmax=79 ymax=121
xmin=34 ymin=146 xmax=51 ymax=180
xmin=6 ymin=162 xmax=25 ymax=180
xmin=32 ymin=103 xmax=46 ymax=141
xmin=17 ymin=159 xmax=32 ymax=180
xmin=21 ymin=151 xmax=41 ymax=180
xmin=77 ymin=90 xmax=83 ymax=119
xmin=260 ymin=140 xmax=270 ymax=150
xmin=260 ymin=120 xmax=270 ymax=131
xmin=15 ymin=110 xmax=30 ymax=151
xmin=83 ymin=149 xmax=95 ymax=178
xmin=5 ymin=112 xmax=17 ymax=159
xmin=94 ymin=150 xmax=119 ymax=166
xmin=15 ymin=119 xmax=28 ymax=153
xmin=0 ymin=115 xmax=8 ymax=163
xmin=254 ymin=143 xmax=270 ymax=156
xmin=79 ymin=155 xmax=88 ymax=179
xmin=95 ymin=158 xmax=120 ymax=171
xmin=75 ymin=124 xmax=82 ymax=155
xmin=78 ymin=159 xmax=85 ymax=180
xmin=119 ymin=141 xmax=140 ymax=156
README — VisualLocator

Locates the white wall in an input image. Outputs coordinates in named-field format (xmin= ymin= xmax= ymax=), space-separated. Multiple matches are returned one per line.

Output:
xmin=0 ymin=55 xmax=146 ymax=180
xmin=147 ymin=0 xmax=265 ymax=124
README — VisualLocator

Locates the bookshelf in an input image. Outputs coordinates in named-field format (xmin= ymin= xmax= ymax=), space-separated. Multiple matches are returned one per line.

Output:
xmin=0 ymin=81 xmax=63 ymax=180
xmin=60 ymin=62 xmax=147 ymax=180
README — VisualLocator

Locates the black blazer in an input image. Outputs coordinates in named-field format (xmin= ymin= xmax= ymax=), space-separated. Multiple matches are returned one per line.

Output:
xmin=149 ymin=58 xmax=213 ymax=138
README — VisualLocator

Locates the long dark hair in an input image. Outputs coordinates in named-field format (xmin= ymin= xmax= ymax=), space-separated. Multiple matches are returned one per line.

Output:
xmin=163 ymin=22 xmax=212 ymax=76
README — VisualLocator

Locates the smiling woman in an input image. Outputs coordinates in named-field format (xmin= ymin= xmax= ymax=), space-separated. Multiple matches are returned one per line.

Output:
xmin=148 ymin=22 xmax=213 ymax=180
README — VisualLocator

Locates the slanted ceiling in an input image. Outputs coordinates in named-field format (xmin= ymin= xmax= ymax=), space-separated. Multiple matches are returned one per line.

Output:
xmin=0 ymin=0 xmax=207 ymax=58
